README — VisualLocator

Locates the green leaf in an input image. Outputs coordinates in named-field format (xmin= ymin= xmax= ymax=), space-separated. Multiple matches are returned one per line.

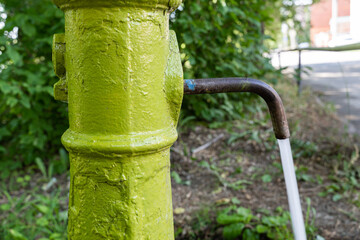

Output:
xmin=0 ymin=82 xmax=12 ymax=94
xmin=59 ymin=210 xmax=68 ymax=221
xmin=9 ymin=229 xmax=28 ymax=240
xmin=332 ymin=194 xmax=342 ymax=202
xmin=34 ymin=204 xmax=50 ymax=214
xmin=6 ymin=46 xmax=22 ymax=65
xmin=16 ymin=177 xmax=24 ymax=183
xmin=350 ymin=176 xmax=358 ymax=186
xmin=190 ymin=2 xmax=201 ymax=12
xmin=243 ymin=228 xmax=260 ymax=240
xmin=236 ymin=207 xmax=253 ymax=223
xmin=0 ymin=203 xmax=11 ymax=211
xmin=6 ymin=97 xmax=18 ymax=108
xmin=223 ymin=223 xmax=245 ymax=240
xmin=20 ymin=96 xmax=31 ymax=109
xmin=171 ymin=171 xmax=182 ymax=184
xmin=59 ymin=148 xmax=69 ymax=163
xmin=36 ymin=217 xmax=49 ymax=227
xmin=261 ymin=174 xmax=272 ymax=183
xmin=255 ymin=224 xmax=268 ymax=233
xmin=22 ymin=23 xmax=36 ymax=37
xmin=217 ymin=213 xmax=243 ymax=225
xmin=49 ymin=233 xmax=63 ymax=240
xmin=199 ymin=161 xmax=210 ymax=168
xmin=35 ymin=157 xmax=47 ymax=178
xmin=231 ymin=197 xmax=241 ymax=205
xmin=318 ymin=191 xmax=327 ymax=197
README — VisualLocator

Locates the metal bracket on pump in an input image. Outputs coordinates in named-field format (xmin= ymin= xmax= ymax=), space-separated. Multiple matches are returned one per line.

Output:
xmin=53 ymin=33 xmax=67 ymax=102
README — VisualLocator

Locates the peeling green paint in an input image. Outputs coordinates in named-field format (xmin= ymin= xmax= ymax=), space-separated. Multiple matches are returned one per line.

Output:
xmin=52 ymin=0 xmax=183 ymax=238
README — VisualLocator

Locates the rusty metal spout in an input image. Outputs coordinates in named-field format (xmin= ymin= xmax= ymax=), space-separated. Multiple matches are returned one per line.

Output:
xmin=184 ymin=78 xmax=290 ymax=139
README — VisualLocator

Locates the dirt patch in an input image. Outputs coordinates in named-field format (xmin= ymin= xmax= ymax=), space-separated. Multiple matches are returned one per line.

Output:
xmin=1 ymin=81 xmax=359 ymax=240
xmin=171 ymin=84 xmax=360 ymax=239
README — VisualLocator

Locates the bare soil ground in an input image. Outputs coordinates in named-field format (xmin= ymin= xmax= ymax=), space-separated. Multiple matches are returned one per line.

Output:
xmin=1 ymin=81 xmax=359 ymax=240
xmin=171 ymin=83 xmax=360 ymax=240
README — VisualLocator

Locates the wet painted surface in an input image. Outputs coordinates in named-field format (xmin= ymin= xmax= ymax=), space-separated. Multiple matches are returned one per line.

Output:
xmin=52 ymin=0 xmax=183 ymax=238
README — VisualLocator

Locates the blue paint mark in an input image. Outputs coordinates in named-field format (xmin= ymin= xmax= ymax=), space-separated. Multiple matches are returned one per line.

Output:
xmin=185 ymin=79 xmax=196 ymax=91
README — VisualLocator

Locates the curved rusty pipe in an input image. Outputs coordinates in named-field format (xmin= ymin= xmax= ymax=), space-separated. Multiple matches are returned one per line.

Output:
xmin=183 ymin=78 xmax=290 ymax=139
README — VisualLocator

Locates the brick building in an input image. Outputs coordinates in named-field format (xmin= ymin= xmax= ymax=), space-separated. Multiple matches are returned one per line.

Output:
xmin=310 ymin=0 xmax=359 ymax=47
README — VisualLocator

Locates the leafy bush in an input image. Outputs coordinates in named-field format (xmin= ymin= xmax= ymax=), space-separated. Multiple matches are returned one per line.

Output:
xmin=170 ymin=0 xmax=283 ymax=122
xmin=0 ymin=0 xmax=67 ymax=173
xmin=0 ymin=0 xmax=292 ymax=170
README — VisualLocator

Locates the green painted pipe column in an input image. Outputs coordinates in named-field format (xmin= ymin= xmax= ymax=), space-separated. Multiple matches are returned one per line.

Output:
xmin=52 ymin=0 xmax=183 ymax=239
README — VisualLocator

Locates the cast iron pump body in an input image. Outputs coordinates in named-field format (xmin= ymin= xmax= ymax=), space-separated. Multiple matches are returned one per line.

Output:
xmin=52 ymin=0 xmax=289 ymax=239
xmin=53 ymin=0 xmax=183 ymax=239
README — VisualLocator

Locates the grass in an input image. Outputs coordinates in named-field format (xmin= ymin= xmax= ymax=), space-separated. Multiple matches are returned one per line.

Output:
xmin=0 ymin=173 xmax=68 ymax=240
xmin=1 ymin=77 xmax=360 ymax=239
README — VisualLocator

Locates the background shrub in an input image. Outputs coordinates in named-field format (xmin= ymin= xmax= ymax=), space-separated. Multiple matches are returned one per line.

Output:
xmin=0 ymin=0 xmax=290 ymax=171
xmin=170 ymin=0 xmax=283 ymax=122
xmin=0 ymin=0 xmax=67 ymax=176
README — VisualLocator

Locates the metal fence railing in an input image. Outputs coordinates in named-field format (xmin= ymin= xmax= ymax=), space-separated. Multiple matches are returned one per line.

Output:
xmin=276 ymin=42 xmax=360 ymax=94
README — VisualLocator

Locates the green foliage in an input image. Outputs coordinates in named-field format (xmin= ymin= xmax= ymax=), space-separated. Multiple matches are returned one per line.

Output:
xmin=318 ymin=155 xmax=360 ymax=205
xmin=217 ymin=202 xmax=320 ymax=240
xmin=261 ymin=174 xmax=272 ymax=183
xmin=0 ymin=1 xmax=67 ymax=170
xmin=227 ymin=118 xmax=278 ymax=151
xmin=170 ymin=0 xmax=283 ymax=122
xmin=305 ymin=198 xmax=319 ymax=238
xmin=171 ymin=0 xmax=279 ymax=79
xmin=217 ymin=206 xmax=293 ymax=240
xmin=171 ymin=170 xmax=191 ymax=186
xmin=199 ymin=160 xmax=252 ymax=190
xmin=295 ymin=165 xmax=314 ymax=182
xmin=291 ymin=138 xmax=318 ymax=159
xmin=0 ymin=189 xmax=67 ymax=240
xmin=0 ymin=0 xmax=303 ymax=170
